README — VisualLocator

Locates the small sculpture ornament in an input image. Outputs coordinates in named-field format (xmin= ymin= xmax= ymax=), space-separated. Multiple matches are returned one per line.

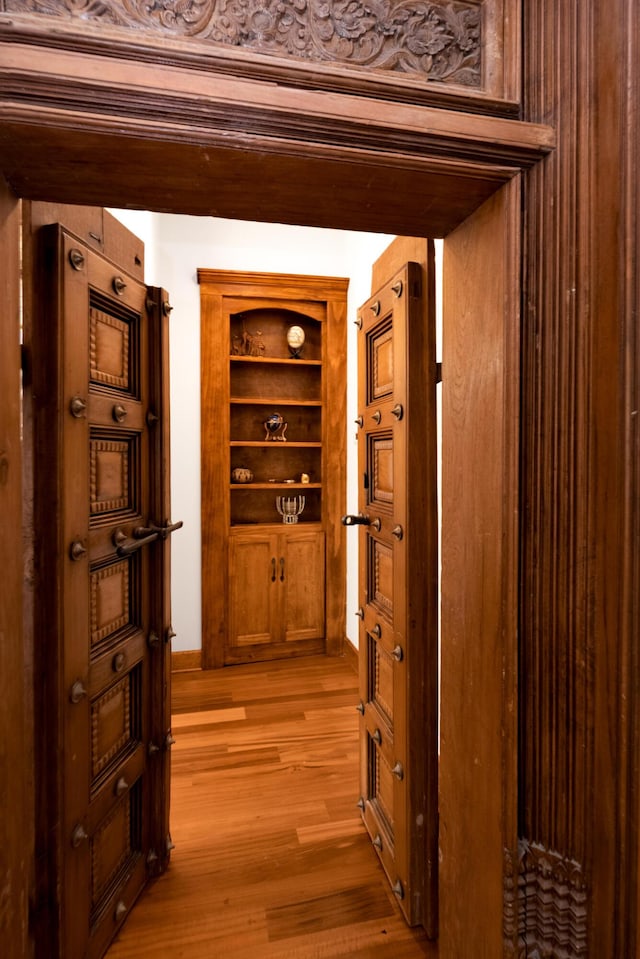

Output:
xmin=264 ymin=412 xmax=288 ymax=441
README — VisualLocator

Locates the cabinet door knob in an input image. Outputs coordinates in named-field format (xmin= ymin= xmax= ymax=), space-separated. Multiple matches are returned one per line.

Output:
xmin=271 ymin=557 xmax=276 ymax=582
xmin=280 ymin=557 xmax=285 ymax=582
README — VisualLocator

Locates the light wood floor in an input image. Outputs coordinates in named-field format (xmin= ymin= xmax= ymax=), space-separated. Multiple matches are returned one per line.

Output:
xmin=106 ymin=654 xmax=436 ymax=959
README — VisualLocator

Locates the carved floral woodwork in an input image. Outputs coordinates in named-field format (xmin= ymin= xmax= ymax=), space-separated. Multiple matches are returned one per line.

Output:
xmin=4 ymin=0 xmax=483 ymax=85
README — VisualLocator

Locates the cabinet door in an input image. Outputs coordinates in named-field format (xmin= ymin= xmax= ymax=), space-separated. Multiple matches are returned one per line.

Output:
xmin=281 ymin=529 xmax=325 ymax=643
xmin=229 ymin=532 xmax=279 ymax=650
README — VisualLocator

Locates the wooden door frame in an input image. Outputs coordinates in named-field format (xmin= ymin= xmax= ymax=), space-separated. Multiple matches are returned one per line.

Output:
xmin=0 ymin=26 xmax=548 ymax=959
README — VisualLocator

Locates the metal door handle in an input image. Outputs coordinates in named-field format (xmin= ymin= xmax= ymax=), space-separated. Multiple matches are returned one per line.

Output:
xmin=116 ymin=528 xmax=160 ymax=556
xmin=271 ymin=557 xmax=276 ymax=582
xmin=342 ymin=514 xmax=371 ymax=526
xmin=116 ymin=519 xmax=184 ymax=556
xmin=134 ymin=520 xmax=184 ymax=541
xmin=280 ymin=557 xmax=285 ymax=582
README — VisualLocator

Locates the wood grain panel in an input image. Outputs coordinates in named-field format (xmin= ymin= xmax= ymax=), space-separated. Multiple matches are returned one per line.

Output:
xmin=91 ymin=800 xmax=131 ymax=907
xmin=229 ymin=533 xmax=276 ymax=648
xmin=440 ymin=179 xmax=520 ymax=958
xmin=520 ymin=2 xmax=640 ymax=955
xmin=90 ymin=439 xmax=130 ymax=514
xmin=91 ymin=677 xmax=132 ymax=780
xmin=0 ymin=177 xmax=29 ymax=959
xmin=370 ymin=539 xmax=393 ymax=619
xmin=370 ymin=323 xmax=394 ymax=400
xmin=370 ymin=434 xmax=394 ymax=508
xmin=371 ymin=636 xmax=394 ymax=726
xmin=90 ymin=307 xmax=130 ymax=390
xmin=91 ymin=562 xmax=131 ymax=646
xmin=283 ymin=530 xmax=325 ymax=643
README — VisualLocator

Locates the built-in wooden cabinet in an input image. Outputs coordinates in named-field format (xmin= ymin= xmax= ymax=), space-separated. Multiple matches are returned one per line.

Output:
xmin=199 ymin=270 xmax=348 ymax=667
xmin=229 ymin=528 xmax=325 ymax=653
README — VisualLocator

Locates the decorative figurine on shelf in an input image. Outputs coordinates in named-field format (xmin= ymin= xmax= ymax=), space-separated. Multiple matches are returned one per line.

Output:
xmin=286 ymin=324 xmax=305 ymax=358
xmin=232 ymin=328 xmax=265 ymax=356
xmin=264 ymin=411 xmax=288 ymax=441
xmin=276 ymin=495 xmax=306 ymax=524
xmin=231 ymin=467 xmax=254 ymax=483
xmin=300 ymin=472 xmax=310 ymax=484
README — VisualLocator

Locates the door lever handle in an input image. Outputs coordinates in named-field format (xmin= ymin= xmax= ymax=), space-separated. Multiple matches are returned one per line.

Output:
xmin=115 ymin=528 xmax=160 ymax=556
xmin=115 ymin=520 xmax=183 ymax=557
xmin=134 ymin=520 xmax=184 ymax=541
xmin=342 ymin=513 xmax=371 ymax=526
xmin=342 ymin=514 xmax=381 ymax=531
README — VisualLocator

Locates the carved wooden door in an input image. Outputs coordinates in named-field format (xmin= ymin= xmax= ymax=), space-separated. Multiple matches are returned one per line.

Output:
xmin=38 ymin=222 xmax=175 ymax=959
xmin=350 ymin=259 xmax=438 ymax=934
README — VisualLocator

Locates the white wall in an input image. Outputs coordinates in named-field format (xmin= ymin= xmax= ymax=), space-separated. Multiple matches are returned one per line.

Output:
xmin=110 ymin=210 xmax=392 ymax=652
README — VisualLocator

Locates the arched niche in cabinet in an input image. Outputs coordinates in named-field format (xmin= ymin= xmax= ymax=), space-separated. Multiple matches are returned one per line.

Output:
xmin=198 ymin=269 xmax=348 ymax=668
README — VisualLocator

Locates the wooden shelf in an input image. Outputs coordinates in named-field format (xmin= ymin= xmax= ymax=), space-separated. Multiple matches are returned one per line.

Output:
xmin=230 ymin=397 xmax=322 ymax=407
xmin=230 ymin=482 xmax=322 ymax=490
xmin=230 ymin=355 xmax=321 ymax=366
xmin=230 ymin=440 xmax=322 ymax=448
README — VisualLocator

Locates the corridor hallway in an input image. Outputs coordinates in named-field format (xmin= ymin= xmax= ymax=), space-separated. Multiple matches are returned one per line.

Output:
xmin=106 ymin=655 xmax=435 ymax=958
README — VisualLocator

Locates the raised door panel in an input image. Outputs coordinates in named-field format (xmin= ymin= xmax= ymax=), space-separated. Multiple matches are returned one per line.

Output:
xmin=229 ymin=532 xmax=278 ymax=648
xmin=282 ymin=529 xmax=325 ymax=643
xmin=356 ymin=259 xmax=438 ymax=934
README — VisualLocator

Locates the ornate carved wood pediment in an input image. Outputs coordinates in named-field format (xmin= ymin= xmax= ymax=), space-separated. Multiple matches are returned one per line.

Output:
xmin=4 ymin=0 xmax=483 ymax=86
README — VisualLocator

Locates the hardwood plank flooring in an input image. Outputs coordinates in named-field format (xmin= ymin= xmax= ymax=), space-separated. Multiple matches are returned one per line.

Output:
xmin=107 ymin=655 xmax=436 ymax=959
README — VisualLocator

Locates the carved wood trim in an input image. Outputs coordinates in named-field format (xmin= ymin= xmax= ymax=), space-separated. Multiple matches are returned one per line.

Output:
xmin=521 ymin=1 xmax=640 ymax=953
xmin=0 ymin=37 xmax=550 ymax=168
xmin=0 ymin=10 xmax=518 ymax=114
xmin=91 ymin=676 xmax=131 ymax=778
xmin=90 ymin=438 xmax=130 ymax=514
xmin=1 ymin=0 xmax=515 ymax=103
xmin=517 ymin=840 xmax=588 ymax=958
xmin=520 ymin=0 xmax=592 ymax=866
